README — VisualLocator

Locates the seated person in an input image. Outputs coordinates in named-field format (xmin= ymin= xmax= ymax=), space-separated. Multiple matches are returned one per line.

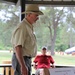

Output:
xmin=33 ymin=46 xmax=55 ymax=75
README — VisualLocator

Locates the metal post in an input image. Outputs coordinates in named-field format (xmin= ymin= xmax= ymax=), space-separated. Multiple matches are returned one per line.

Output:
xmin=20 ymin=0 xmax=25 ymax=21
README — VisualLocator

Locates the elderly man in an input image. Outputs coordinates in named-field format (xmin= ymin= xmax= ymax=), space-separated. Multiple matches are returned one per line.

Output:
xmin=11 ymin=4 xmax=43 ymax=75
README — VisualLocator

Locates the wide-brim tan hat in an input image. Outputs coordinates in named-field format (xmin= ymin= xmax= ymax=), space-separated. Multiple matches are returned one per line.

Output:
xmin=22 ymin=4 xmax=43 ymax=15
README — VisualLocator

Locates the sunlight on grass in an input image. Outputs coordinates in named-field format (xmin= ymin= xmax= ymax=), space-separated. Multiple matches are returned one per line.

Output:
xmin=53 ymin=54 xmax=75 ymax=66
xmin=0 ymin=51 xmax=75 ymax=74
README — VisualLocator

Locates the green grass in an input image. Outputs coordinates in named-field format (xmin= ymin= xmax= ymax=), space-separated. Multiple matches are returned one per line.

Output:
xmin=0 ymin=52 xmax=12 ymax=64
xmin=0 ymin=51 xmax=75 ymax=65
xmin=0 ymin=51 xmax=13 ymax=74
xmin=0 ymin=51 xmax=75 ymax=74
xmin=53 ymin=54 xmax=75 ymax=66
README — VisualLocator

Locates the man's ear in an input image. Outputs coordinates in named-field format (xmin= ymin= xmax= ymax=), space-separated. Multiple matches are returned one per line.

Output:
xmin=28 ymin=13 xmax=32 ymax=17
xmin=26 ymin=13 xmax=31 ymax=17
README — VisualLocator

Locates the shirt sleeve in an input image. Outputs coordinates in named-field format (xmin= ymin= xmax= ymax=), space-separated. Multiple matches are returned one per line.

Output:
xmin=50 ymin=56 xmax=54 ymax=64
xmin=33 ymin=56 xmax=38 ymax=63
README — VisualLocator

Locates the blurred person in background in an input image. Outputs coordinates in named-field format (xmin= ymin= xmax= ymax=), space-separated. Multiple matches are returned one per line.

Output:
xmin=33 ymin=46 xmax=55 ymax=75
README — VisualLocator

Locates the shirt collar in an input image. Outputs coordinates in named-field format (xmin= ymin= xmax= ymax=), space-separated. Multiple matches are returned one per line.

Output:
xmin=24 ymin=18 xmax=33 ymax=30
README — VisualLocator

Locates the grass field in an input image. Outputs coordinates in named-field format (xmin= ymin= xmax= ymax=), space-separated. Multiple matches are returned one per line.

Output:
xmin=53 ymin=54 xmax=75 ymax=66
xmin=0 ymin=51 xmax=12 ymax=64
xmin=0 ymin=51 xmax=75 ymax=74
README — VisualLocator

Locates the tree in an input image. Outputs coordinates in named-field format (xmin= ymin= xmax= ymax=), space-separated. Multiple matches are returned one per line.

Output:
xmin=0 ymin=3 xmax=20 ymax=50
xmin=65 ymin=7 xmax=75 ymax=47
xmin=38 ymin=7 xmax=65 ymax=55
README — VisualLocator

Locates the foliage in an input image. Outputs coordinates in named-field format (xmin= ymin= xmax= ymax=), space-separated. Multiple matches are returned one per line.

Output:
xmin=0 ymin=3 xmax=20 ymax=50
xmin=0 ymin=3 xmax=75 ymax=53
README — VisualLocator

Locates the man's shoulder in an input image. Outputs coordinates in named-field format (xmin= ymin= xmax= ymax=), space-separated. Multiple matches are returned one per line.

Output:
xmin=16 ymin=20 xmax=27 ymax=29
xmin=36 ymin=55 xmax=42 ymax=57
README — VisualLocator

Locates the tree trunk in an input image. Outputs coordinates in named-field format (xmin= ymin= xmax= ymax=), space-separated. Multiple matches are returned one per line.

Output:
xmin=50 ymin=29 xmax=57 ymax=55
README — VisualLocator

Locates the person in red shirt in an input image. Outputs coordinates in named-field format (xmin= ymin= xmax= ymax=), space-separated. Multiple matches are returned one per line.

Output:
xmin=33 ymin=46 xmax=55 ymax=75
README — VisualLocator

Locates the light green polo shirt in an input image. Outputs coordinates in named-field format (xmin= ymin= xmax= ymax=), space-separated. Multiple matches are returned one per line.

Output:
xmin=11 ymin=18 xmax=37 ymax=57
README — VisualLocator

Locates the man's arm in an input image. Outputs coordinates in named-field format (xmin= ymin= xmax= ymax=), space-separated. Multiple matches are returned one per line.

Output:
xmin=15 ymin=45 xmax=28 ymax=75
xmin=33 ymin=62 xmax=37 ymax=69
xmin=51 ymin=64 xmax=55 ymax=68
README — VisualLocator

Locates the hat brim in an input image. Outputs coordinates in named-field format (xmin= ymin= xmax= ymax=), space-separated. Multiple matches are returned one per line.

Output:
xmin=21 ymin=11 xmax=43 ymax=15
